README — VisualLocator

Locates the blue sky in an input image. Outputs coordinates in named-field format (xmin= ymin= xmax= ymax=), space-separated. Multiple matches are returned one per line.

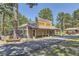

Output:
xmin=18 ymin=3 xmax=79 ymax=24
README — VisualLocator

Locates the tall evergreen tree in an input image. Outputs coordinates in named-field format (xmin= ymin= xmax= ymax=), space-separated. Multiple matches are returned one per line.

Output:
xmin=38 ymin=8 xmax=53 ymax=22
xmin=56 ymin=12 xmax=72 ymax=32
xmin=0 ymin=3 xmax=13 ymax=35
xmin=13 ymin=3 xmax=37 ymax=39
xmin=73 ymin=9 xmax=79 ymax=27
xmin=56 ymin=12 xmax=64 ymax=32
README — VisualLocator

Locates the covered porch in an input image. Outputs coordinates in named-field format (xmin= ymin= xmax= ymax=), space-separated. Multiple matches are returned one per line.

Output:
xmin=27 ymin=27 xmax=59 ymax=38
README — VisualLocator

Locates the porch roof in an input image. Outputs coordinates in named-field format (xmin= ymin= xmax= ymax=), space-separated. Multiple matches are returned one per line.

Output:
xmin=19 ymin=23 xmax=60 ymax=30
xmin=65 ymin=28 xmax=79 ymax=31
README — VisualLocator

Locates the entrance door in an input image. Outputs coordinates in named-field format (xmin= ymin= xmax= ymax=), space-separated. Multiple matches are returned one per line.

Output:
xmin=33 ymin=29 xmax=35 ymax=37
xmin=49 ymin=30 xmax=52 ymax=36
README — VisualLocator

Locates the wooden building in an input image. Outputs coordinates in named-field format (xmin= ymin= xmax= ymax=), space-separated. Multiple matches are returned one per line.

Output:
xmin=65 ymin=28 xmax=79 ymax=35
xmin=19 ymin=18 xmax=60 ymax=38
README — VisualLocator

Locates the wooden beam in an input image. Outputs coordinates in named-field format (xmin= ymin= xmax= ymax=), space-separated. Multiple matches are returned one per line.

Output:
xmin=35 ymin=29 xmax=36 ymax=38
xmin=26 ymin=26 xmax=30 ymax=38
xmin=48 ymin=30 xmax=49 ymax=37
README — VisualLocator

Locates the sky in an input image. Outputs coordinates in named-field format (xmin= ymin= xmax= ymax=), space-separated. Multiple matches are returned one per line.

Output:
xmin=18 ymin=3 xmax=79 ymax=24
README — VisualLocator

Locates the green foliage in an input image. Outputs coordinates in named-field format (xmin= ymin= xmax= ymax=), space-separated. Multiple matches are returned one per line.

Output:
xmin=72 ymin=9 xmax=79 ymax=27
xmin=0 ymin=4 xmax=29 ymax=35
xmin=18 ymin=13 xmax=29 ymax=26
xmin=38 ymin=8 xmax=53 ymax=21
xmin=56 ymin=9 xmax=79 ymax=30
xmin=56 ymin=12 xmax=72 ymax=32
xmin=27 ymin=3 xmax=37 ymax=8
xmin=0 ymin=3 xmax=37 ymax=37
xmin=73 ymin=9 xmax=79 ymax=20
xmin=46 ymin=45 xmax=76 ymax=56
xmin=0 ymin=3 xmax=13 ymax=35
xmin=56 ymin=12 xmax=64 ymax=31
xmin=56 ymin=9 xmax=79 ymax=31
xmin=33 ymin=44 xmax=77 ymax=56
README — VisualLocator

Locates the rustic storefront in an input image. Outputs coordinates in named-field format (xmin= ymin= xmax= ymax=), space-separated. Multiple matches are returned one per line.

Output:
xmin=19 ymin=18 xmax=60 ymax=38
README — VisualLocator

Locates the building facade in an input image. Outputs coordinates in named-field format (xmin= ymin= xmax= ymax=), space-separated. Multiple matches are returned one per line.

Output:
xmin=65 ymin=28 xmax=79 ymax=35
xmin=19 ymin=18 xmax=60 ymax=38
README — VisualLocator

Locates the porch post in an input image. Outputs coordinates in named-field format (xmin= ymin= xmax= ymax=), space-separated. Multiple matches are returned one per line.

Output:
xmin=26 ymin=26 xmax=30 ymax=38
xmin=48 ymin=30 xmax=49 ymax=37
xmin=42 ymin=29 xmax=44 ymax=37
xmin=35 ymin=29 xmax=36 ymax=38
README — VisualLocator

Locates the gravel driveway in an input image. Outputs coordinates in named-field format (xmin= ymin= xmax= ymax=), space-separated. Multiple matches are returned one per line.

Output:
xmin=0 ymin=39 xmax=63 ymax=56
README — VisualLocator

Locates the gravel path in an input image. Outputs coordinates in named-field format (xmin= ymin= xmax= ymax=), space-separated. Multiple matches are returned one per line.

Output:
xmin=0 ymin=39 xmax=63 ymax=56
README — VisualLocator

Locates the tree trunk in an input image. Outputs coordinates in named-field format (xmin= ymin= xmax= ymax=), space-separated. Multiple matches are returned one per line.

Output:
xmin=13 ymin=3 xmax=19 ymax=40
xmin=2 ymin=12 xmax=5 ymax=35
xmin=61 ymin=20 xmax=64 ymax=32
